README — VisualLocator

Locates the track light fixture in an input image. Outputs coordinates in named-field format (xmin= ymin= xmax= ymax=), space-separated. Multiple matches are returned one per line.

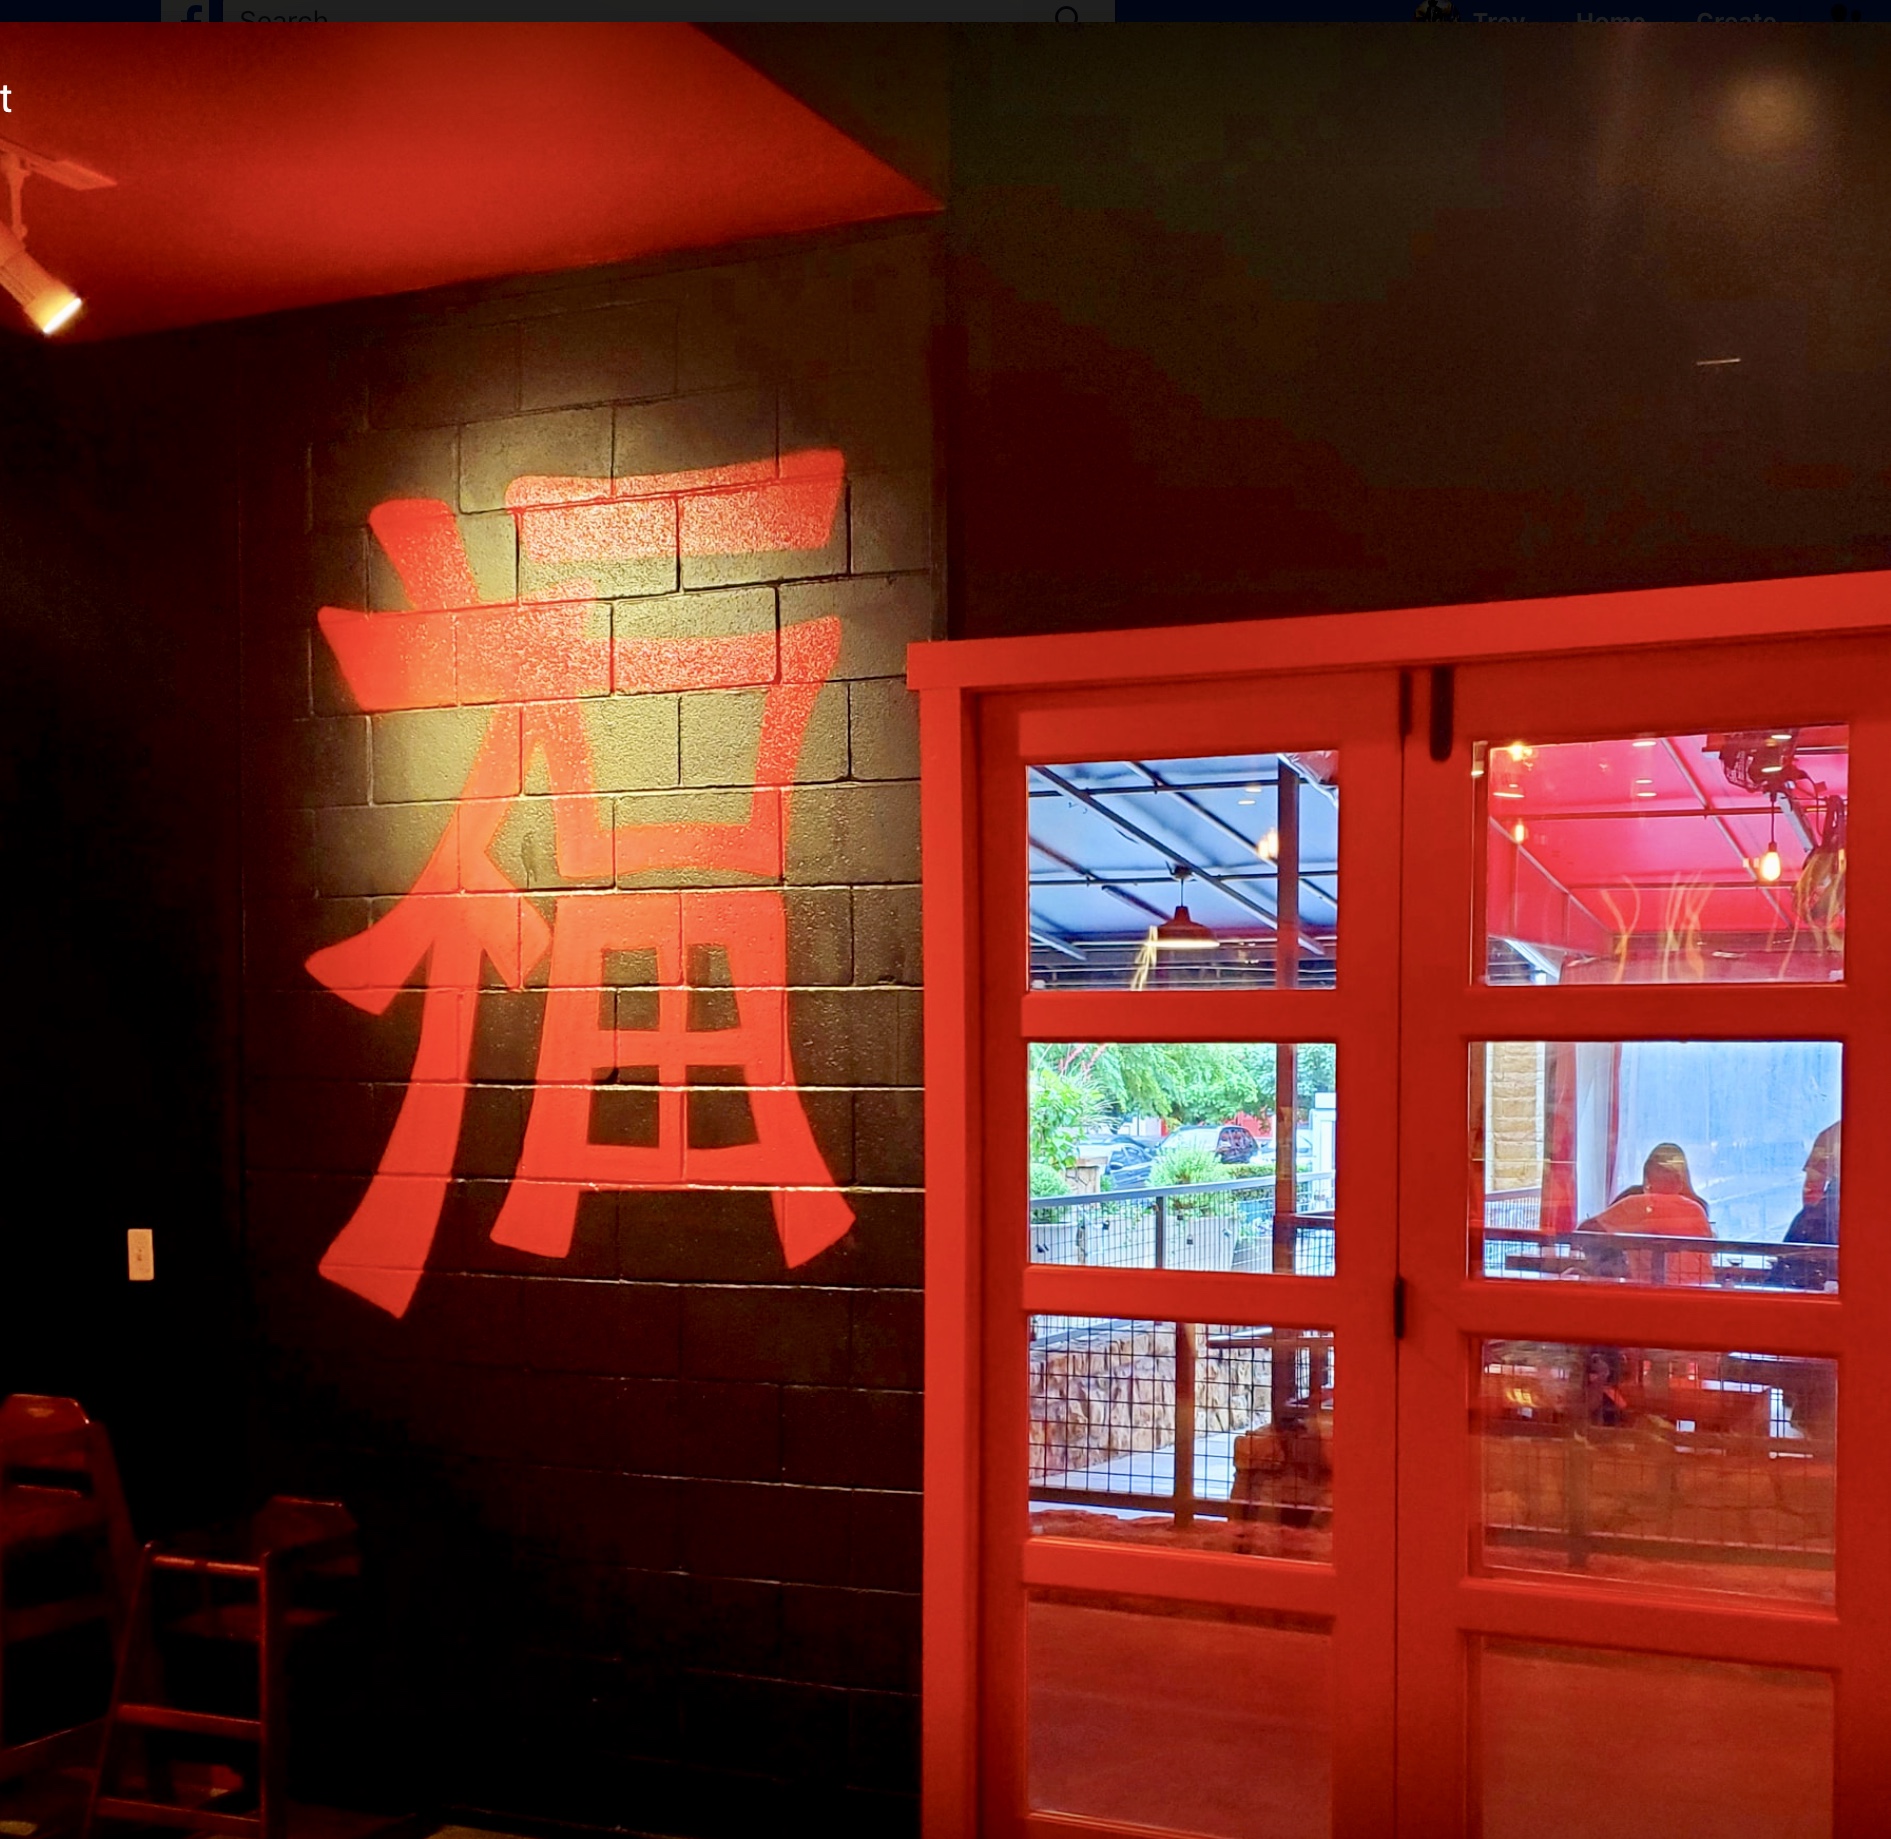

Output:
xmin=0 ymin=136 xmax=114 ymax=337
xmin=0 ymin=221 xmax=80 ymax=335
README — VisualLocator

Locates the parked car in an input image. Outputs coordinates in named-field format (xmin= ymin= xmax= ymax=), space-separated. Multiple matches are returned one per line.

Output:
xmin=1158 ymin=1123 xmax=1261 ymax=1167
xmin=1107 ymin=1139 xmax=1156 ymax=1183
xmin=1075 ymin=1138 xmax=1157 ymax=1184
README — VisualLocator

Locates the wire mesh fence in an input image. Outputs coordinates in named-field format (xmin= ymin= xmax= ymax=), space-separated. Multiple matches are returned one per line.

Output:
xmin=1029 ymin=1174 xmax=1336 ymax=1273
xmin=1026 ymin=1315 xmax=1337 ymax=1563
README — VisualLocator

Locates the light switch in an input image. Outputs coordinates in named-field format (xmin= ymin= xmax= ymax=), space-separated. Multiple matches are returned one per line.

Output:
xmin=127 ymin=1229 xmax=155 ymax=1282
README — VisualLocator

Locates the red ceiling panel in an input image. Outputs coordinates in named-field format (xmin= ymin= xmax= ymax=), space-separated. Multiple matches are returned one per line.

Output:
xmin=0 ymin=23 xmax=938 ymax=341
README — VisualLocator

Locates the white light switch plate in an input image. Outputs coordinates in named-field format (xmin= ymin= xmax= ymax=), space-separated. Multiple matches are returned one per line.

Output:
xmin=127 ymin=1228 xmax=155 ymax=1282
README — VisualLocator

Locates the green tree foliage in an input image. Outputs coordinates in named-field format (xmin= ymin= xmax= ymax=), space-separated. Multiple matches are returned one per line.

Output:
xmin=1089 ymin=1042 xmax=1272 ymax=1122
xmin=1292 ymin=1042 xmax=1337 ymax=1105
xmin=1027 ymin=1054 xmax=1099 ymax=1196
xmin=1026 ymin=1041 xmax=1339 ymax=1190
xmin=1032 ymin=1041 xmax=1335 ymax=1126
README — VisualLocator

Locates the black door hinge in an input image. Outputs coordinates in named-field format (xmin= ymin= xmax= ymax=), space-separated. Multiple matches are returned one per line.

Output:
xmin=1393 ymin=1275 xmax=1408 ymax=1340
xmin=1427 ymin=665 xmax=1455 ymax=764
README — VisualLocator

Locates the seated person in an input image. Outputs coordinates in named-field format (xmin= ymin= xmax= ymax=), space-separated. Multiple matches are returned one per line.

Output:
xmin=1582 ymin=1347 xmax=1633 ymax=1427
xmin=1775 ymin=1122 xmax=1840 ymax=1291
xmin=1581 ymin=1142 xmax=1713 ymax=1285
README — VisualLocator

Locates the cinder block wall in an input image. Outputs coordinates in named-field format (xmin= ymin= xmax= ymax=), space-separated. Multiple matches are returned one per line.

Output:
xmin=233 ymin=224 xmax=936 ymax=1836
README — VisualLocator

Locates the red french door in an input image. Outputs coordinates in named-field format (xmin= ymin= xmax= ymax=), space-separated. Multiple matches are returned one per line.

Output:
xmin=1397 ymin=633 xmax=1891 ymax=1839
xmin=920 ymin=601 xmax=1891 ymax=1839
xmin=971 ymin=668 xmax=1405 ymax=1839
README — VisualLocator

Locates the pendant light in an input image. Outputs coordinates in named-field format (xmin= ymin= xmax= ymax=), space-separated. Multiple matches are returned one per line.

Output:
xmin=1757 ymin=793 xmax=1783 ymax=885
xmin=1153 ymin=869 xmax=1217 ymax=951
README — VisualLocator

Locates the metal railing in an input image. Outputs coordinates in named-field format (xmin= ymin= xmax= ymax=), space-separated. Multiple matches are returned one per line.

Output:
xmin=1478 ymin=1190 xmax=1834 ymax=1288
xmin=1483 ymin=1186 xmax=1543 ymax=1238
xmin=1031 ymin=1180 xmax=1829 ymax=1290
xmin=1030 ymin=1173 xmax=1337 ymax=1274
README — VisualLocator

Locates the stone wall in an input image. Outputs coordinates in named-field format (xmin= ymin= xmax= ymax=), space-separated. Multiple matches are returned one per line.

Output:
xmin=1487 ymin=1040 xmax=1545 ymax=1194
xmin=1030 ymin=1322 xmax=1276 ymax=1483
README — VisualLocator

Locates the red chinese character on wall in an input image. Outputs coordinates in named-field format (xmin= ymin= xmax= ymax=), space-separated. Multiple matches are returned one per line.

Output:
xmin=304 ymin=452 xmax=855 ymax=1317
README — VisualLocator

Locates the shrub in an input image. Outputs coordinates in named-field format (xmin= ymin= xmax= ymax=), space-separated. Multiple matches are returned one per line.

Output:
xmin=1030 ymin=1158 xmax=1069 ymax=1223
xmin=1147 ymin=1139 xmax=1225 ymax=1193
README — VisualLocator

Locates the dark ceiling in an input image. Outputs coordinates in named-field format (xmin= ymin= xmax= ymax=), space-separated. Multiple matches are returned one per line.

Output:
xmin=0 ymin=23 xmax=938 ymax=342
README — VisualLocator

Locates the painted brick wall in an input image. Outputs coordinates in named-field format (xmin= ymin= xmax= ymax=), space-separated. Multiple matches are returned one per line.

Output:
xmin=233 ymin=225 xmax=936 ymax=1837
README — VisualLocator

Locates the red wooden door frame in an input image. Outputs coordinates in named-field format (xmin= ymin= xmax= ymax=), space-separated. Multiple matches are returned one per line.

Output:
xmin=913 ymin=572 xmax=1891 ymax=1839
xmin=974 ymin=672 xmax=1402 ymax=1839
xmin=1397 ymin=635 xmax=1891 ymax=1836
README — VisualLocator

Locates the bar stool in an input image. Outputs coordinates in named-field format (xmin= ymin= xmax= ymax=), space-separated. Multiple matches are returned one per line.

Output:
xmin=0 ymin=1396 xmax=138 ymax=1786
xmin=82 ymin=1498 xmax=359 ymax=1839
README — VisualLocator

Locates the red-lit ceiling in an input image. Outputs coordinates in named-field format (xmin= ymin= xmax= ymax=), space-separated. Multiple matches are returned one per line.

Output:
xmin=0 ymin=23 xmax=938 ymax=342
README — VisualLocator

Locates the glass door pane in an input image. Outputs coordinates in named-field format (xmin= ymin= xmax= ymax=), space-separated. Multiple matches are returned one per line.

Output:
xmin=1029 ymin=1594 xmax=1334 ymax=1839
xmin=1028 ymin=752 xmax=1340 ymax=991
xmin=1469 ymin=1039 xmax=1843 ymax=1294
xmin=1476 ymin=725 xmax=1849 ymax=987
xmin=1476 ymin=1640 xmax=1832 ymax=1839
xmin=1029 ymin=1315 xmax=1337 ymax=1561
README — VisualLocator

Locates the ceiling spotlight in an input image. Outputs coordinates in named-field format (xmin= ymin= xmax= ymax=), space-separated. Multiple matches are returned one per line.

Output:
xmin=0 ymin=136 xmax=114 ymax=338
xmin=0 ymin=225 xmax=80 ymax=335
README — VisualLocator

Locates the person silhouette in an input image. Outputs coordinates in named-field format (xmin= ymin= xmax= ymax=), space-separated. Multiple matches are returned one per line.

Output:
xmin=1582 ymin=1142 xmax=1713 ymax=1285
xmin=1776 ymin=1123 xmax=1840 ymax=1292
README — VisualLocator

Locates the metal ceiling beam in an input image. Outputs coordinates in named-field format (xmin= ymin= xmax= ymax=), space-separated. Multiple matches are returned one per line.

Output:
xmin=1027 ymin=836 xmax=1170 ymax=924
xmin=1132 ymin=761 xmax=1339 ymax=914
xmin=1133 ymin=761 xmax=1269 ymax=857
xmin=1027 ymin=772 xmax=1283 ymax=797
xmin=1030 ymin=928 xmax=1339 ymax=953
xmin=1491 ymin=804 xmax=1802 ymax=822
xmin=1030 ymin=867 xmax=1328 ymax=888
xmin=1029 ymin=924 xmax=1088 ymax=963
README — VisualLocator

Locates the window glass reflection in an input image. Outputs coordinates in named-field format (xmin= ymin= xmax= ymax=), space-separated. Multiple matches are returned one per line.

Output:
xmin=1478 ymin=1340 xmax=1835 ymax=1606
xmin=1478 ymin=726 xmax=1848 ymax=985
xmin=1029 ymin=1316 xmax=1335 ymax=1562
xmin=1477 ymin=1640 xmax=1833 ymax=1839
xmin=1473 ymin=1040 xmax=1841 ymax=1292
xmin=1028 ymin=752 xmax=1338 ymax=990
xmin=1030 ymin=1595 xmax=1333 ymax=1839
